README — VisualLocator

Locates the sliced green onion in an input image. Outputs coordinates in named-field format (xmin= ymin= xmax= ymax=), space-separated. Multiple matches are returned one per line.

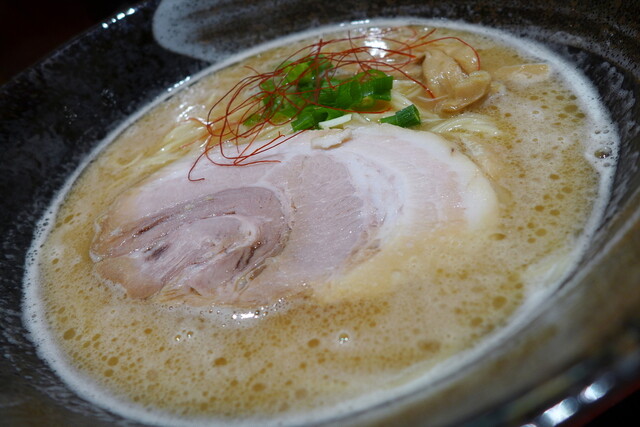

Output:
xmin=282 ymin=61 xmax=311 ymax=84
xmin=317 ymin=79 xmax=340 ymax=105
xmin=319 ymin=114 xmax=352 ymax=130
xmin=291 ymin=105 xmax=344 ymax=131
xmin=291 ymin=108 xmax=317 ymax=131
xmin=245 ymin=56 xmax=398 ymax=132
xmin=380 ymin=104 xmax=421 ymax=128
xmin=358 ymin=70 xmax=393 ymax=101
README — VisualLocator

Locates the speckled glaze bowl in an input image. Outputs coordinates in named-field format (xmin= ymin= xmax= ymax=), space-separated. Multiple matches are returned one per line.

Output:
xmin=1 ymin=1 xmax=639 ymax=425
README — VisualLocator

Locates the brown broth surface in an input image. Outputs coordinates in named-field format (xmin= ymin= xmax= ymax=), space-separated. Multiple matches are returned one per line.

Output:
xmin=30 ymin=24 xmax=614 ymax=423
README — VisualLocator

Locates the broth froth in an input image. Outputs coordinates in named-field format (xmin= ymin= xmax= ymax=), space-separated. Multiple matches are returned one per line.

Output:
xmin=23 ymin=20 xmax=617 ymax=425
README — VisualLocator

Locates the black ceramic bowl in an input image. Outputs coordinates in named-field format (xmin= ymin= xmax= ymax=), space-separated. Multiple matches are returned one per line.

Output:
xmin=1 ymin=0 xmax=639 ymax=425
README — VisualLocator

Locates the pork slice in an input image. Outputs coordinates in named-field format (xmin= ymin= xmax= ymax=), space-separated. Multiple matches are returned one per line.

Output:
xmin=92 ymin=186 xmax=288 ymax=299
xmin=91 ymin=125 xmax=498 ymax=307
xmin=178 ymin=153 xmax=390 ymax=305
xmin=339 ymin=125 xmax=498 ymax=232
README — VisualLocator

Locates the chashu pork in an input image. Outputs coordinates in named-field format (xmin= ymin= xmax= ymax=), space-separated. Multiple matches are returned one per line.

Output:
xmin=91 ymin=124 xmax=498 ymax=306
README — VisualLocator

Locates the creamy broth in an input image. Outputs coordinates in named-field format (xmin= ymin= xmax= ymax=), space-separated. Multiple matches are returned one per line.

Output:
xmin=24 ymin=21 xmax=617 ymax=425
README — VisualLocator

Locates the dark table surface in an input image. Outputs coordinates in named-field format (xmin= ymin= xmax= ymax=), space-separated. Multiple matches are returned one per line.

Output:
xmin=0 ymin=1 xmax=637 ymax=426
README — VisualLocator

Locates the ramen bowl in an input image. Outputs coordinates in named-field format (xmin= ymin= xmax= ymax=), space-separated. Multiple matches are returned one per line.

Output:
xmin=0 ymin=0 xmax=639 ymax=425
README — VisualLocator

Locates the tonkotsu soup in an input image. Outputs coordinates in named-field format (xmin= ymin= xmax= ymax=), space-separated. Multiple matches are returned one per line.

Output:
xmin=24 ymin=21 xmax=617 ymax=426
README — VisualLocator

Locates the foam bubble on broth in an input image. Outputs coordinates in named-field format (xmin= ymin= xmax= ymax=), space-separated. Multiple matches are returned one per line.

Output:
xmin=23 ymin=19 xmax=618 ymax=426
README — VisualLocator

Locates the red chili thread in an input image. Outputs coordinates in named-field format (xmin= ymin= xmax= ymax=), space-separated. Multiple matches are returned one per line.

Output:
xmin=187 ymin=28 xmax=481 ymax=178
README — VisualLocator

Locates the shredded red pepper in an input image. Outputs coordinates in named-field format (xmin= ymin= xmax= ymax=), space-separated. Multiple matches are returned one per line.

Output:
xmin=187 ymin=27 xmax=480 ymax=178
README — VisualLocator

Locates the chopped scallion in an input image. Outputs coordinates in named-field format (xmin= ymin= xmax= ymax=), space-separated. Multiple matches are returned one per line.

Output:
xmin=380 ymin=104 xmax=421 ymax=128
xmin=245 ymin=57 xmax=400 ymax=131
xmin=319 ymin=114 xmax=352 ymax=130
